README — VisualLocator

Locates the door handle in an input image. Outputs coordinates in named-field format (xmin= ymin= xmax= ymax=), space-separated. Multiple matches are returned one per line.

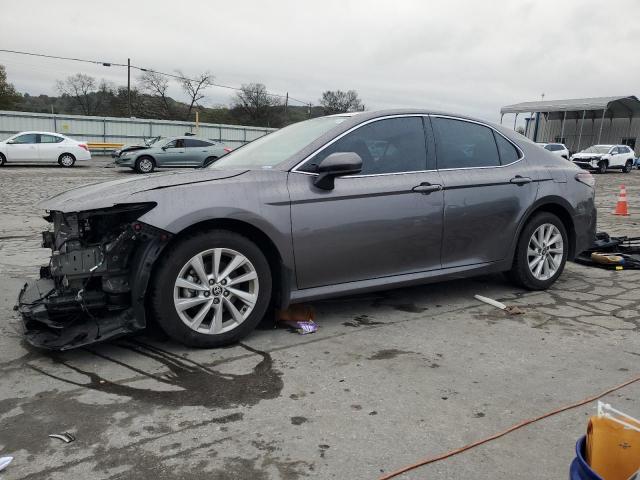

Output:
xmin=412 ymin=182 xmax=443 ymax=194
xmin=510 ymin=175 xmax=532 ymax=185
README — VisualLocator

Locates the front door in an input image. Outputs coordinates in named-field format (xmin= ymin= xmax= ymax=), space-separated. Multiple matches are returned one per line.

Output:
xmin=6 ymin=133 xmax=39 ymax=161
xmin=289 ymin=116 xmax=444 ymax=289
xmin=156 ymin=139 xmax=186 ymax=166
xmin=431 ymin=116 xmax=538 ymax=268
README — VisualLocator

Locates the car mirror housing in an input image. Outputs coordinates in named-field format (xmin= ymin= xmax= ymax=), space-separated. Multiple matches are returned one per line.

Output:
xmin=313 ymin=152 xmax=363 ymax=190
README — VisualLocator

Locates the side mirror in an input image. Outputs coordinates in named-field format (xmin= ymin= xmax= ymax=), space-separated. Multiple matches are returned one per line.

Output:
xmin=161 ymin=145 xmax=168 ymax=150
xmin=6 ymin=140 xmax=15 ymax=144
xmin=313 ymin=152 xmax=363 ymax=190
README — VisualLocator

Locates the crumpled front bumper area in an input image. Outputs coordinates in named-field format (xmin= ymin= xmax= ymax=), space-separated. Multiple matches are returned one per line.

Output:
xmin=18 ymin=278 xmax=142 ymax=350
xmin=15 ymin=204 xmax=169 ymax=350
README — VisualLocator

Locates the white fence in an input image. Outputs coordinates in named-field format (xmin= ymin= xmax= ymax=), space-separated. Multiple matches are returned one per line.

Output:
xmin=0 ymin=111 xmax=274 ymax=150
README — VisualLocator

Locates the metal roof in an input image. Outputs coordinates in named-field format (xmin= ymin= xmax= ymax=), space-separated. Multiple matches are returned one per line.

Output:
xmin=501 ymin=96 xmax=640 ymax=118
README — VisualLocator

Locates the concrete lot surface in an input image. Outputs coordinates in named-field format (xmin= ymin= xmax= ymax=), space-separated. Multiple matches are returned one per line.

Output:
xmin=1 ymin=159 xmax=639 ymax=479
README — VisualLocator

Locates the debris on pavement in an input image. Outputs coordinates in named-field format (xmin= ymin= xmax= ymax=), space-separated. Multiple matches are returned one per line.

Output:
xmin=575 ymin=232 xmax=640 ymax=270
xmin=0 ymin=457 xmax=13 ymax=472
xmin=48 ymin=432 xmax=76 ymax=443
xmin=277 ymin=305 xmax=318 ymax=334
xmin=474 ymin=295 xmax=525 ymax=315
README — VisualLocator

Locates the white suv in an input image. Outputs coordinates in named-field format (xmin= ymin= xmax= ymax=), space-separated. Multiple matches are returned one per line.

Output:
xmin=537 ymin=142 xmax=570 ymax=159
xmin=0 ymin=131 xmax=91 ymax=167
xmin=571 ymin=144 xmax=636 ymax=174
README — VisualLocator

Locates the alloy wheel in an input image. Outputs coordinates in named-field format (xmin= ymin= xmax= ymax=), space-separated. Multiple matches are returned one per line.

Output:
xmin=527 ymin=223 xmax=563 ymax=281
xmin=139 ymin=158 xmax=153 ymax=173
xmin=173 ymin=248 xmax=259 ymax=335
xmin=60 ymin=154 xmax=74 ymax=167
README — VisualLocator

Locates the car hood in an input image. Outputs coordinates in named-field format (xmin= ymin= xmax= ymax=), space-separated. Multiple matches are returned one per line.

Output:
xmin=572 ymin=153 xmax=603 ymax=159
xmin=39 ymin=169 xmax=248 ymax=212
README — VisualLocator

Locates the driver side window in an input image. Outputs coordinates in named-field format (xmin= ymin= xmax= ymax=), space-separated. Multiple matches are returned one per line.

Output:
xmin=300 ymin=117 xmax=427 ymax=175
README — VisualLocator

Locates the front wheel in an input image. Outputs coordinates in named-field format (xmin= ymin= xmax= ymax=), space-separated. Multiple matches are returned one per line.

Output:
xmin=597 ymin=161 xmax=607 ymax=174
xmin=0 ymin=153 xmax=6 ymax=166
xmin=150 ymin=229 xmax=272 ymax=348
xmin=135 ymin=156 xmax=155 ymax=174
xmin=508 ymin=212 xmax=568 ymax=290
xmin=623 ymin=160 xmax=633 ymax=173
xmin=58 ymin=153 xmax=76 ymax=167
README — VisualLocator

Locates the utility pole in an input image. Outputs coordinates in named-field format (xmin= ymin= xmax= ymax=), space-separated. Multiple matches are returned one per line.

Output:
xmin=284 ymin=92 xmax=288 ymax=119
xmin=127 ymin=58 xmax=131 ymax=118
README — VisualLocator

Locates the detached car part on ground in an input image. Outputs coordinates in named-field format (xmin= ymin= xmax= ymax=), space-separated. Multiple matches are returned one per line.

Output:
xmin=571 ymin=144 xmax=636 ymax=174
xmin=17 ymin=109 xmax=597 ymax=350
xmin=113 ymin=135 xmax=231 ymax=173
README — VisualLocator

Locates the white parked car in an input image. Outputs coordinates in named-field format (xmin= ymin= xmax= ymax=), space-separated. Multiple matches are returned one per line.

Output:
xmin=537 ymin=142 xmax=570 ymax=159
xmin=571 ymin=144 xmax=636 ymax=174
xmin=0 ymin=131 xmax=91 ymax=167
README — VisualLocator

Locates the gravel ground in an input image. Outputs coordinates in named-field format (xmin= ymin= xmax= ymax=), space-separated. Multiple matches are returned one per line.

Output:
xmin=0 ymin=158 xmax=638 ymax=480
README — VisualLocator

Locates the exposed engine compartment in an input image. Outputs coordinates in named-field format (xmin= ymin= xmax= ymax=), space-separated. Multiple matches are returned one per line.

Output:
xmin=17 ymin=203 xmax=171 ymax=350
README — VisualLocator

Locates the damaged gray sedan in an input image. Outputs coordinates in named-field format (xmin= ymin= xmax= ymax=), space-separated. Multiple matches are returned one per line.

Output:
xmin=17 ymin=109 xmax=596 ymax=350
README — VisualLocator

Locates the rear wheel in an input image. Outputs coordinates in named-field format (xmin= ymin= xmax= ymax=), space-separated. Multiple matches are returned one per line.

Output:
xmin=202 ymin=156 xmax=218 ymax=167
xmin=135 ymin=156 xmax=155 ymax=174
xmin=623 ymin=160 xmax=633 ymax=173
xmin=150 ymin=229 xmax=272 ymax=348
xmin=508 ymin=212 xmax=568 ymax=290
xmin=597 ymin=160 xmax=607 ymax=174
xmin=58 ymin=153 xmax=76 ymax=167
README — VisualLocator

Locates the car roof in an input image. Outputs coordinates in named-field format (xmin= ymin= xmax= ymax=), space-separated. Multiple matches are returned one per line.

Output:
xmin=12 ymin=131 xmax=65 ymax=136
xmin=165 ymin=136 xmax=215 ymax=141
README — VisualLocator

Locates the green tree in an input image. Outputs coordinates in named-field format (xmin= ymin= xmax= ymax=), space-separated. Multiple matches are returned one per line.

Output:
xmin=0 ymin=65 xmax=22 ymax=110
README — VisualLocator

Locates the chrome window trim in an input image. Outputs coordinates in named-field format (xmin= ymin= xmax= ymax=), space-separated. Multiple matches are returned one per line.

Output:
xmin=429 ymin=114 xmax=525 ymax=169
xmin=290 ymin=113 xmax=527 ymax=178
xmin=290 ymin=114 xmax=429 ymax=177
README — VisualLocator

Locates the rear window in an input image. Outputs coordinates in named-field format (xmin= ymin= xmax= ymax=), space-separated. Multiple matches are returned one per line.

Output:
xmin=495 ymin=133 xmax=520 ymax=163
xmin=433 ymin=117 xmax=500 ymax=169
xmin=184 ymin=139 xmax=213 ymax=148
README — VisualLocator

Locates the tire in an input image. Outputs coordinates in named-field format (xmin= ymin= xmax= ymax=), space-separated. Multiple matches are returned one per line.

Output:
xmin=58 ymin=153 xmax=76 ymax=167
xmin=597 ymin=160 xmax=607 ymax=174
xmin=150 ymin=229 xmax=272 ymax=348
xmin=508 ymin=212 xmax=568 ymax=290
xmin=135 ymin=156 xmax=155 ymax=174
xmin=202 ymin=156 xmax=218 ymax=167
xmin=0 ymin=153 xmax=5 ymax=166
xmin=623 ymin=160 xmax=633 ymax=173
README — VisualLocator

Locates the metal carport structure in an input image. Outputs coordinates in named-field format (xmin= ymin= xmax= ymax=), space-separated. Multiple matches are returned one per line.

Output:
xmin=500 ymin=96 xmax=640 ymax=153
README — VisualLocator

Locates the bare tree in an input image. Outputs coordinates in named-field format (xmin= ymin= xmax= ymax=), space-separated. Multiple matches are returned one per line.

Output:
xmin=138 ymin=70 xmax=173 ymax=119
xmin=320 ymin=90 xmax=364 ymax=114
xmin=232 ymin=83 xmax=279 ymax=125
xmin=176 ymin=70 xmax=213 ymax=120
xmin=55 ymin=73 xmax=98 ymax=115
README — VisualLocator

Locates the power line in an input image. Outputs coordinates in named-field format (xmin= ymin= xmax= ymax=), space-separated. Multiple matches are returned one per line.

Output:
xmin=0 ymin=49 xmax=312 ymax=105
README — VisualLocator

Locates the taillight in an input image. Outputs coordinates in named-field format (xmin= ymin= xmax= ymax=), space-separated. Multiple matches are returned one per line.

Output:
xmin=79 ymin=144 xmax=89 ymax=151
xmin=575 ymin=172 xmax=595 ymax=187
xmin=223 ymin=147 xmax=232 ymax=153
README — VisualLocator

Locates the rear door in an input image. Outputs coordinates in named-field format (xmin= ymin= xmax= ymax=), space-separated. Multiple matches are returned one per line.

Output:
xmin=184 ymin=138 xmax=214 ymax=166
xmin=431 ymin=116 xmax=538 ymax=268
xmin=6 ymin=133 xmax=39 ymax=161
xmin=288 ymin=115 xmax=444 ymax=289
xmin=37 ymin=134 xmax=65 ymax=162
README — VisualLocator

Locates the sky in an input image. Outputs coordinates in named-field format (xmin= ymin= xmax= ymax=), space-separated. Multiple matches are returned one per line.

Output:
xmin=1 ymin=0 xmax=639 ymax=126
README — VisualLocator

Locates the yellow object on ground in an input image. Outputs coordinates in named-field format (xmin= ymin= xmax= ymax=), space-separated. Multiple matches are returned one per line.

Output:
xmin=591 ymin=252 xmax=624 ymax=265
xmin=586 ymin=416 xmax=640 ymax=480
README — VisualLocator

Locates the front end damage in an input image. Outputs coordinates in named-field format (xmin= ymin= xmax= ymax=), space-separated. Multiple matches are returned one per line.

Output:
xmin=16 ymin=203 xmax=171 ymax=350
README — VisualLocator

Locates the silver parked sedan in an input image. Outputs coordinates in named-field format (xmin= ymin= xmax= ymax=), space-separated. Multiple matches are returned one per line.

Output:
xmin=114 ymin=135 xmax=231 ymax=173
xmin=18 ymin=109 xmax=596 ymax=350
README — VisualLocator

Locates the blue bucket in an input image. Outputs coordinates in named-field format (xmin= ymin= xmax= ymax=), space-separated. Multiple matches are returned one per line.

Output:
xmin=569 ymin=436 xmax=603 ymax=480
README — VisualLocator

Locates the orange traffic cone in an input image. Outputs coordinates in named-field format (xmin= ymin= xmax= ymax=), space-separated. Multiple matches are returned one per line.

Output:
xmin=613 ymin=185 xmax=629 ymax=216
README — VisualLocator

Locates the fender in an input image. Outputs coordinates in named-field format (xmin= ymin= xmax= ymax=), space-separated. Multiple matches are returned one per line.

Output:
xmin=508 ymin=195 xmax=577 ymax=262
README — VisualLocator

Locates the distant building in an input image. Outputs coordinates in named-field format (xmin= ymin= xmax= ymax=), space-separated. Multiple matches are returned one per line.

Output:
xmin=500 ymin=96 xmax=640 ymax=153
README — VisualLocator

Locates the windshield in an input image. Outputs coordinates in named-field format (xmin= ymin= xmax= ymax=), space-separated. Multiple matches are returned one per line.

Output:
xmin=211 ymin=116 xmax=348 ymax=169
xmin=582 ymin=146 xmax=611 ymax=154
